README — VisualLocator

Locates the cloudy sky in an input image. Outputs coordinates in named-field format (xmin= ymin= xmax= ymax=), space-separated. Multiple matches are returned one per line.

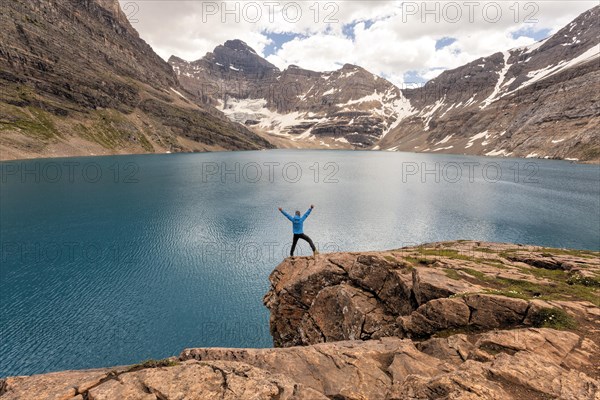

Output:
xmin=119 ymin=1 xmax=596 ymax=86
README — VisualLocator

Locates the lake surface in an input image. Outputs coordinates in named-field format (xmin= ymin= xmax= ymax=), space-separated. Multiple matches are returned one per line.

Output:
xmin=1 ymin=150 xmax=599 ymax=376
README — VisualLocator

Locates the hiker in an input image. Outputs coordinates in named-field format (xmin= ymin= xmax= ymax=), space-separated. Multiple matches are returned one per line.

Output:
xmin=278 ymin=205 xmax=318 ymax=257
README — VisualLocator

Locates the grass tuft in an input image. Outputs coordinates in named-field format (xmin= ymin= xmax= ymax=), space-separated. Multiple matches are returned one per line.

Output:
xmin=529 ymin=308 xmax=577 ymax=330
xmin=443 ymin=269 xmax=462 ymax=280
xmin=132 ymin=358 xmax=179 ymax=369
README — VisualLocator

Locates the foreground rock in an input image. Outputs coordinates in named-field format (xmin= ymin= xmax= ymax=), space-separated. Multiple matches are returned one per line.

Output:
xmin=2 ymin=241 xmax=599 ymax=399
xmin=1 ymin=327 xmax=598 ymax=399
xmin=264 ymin=241 xmax=599 ymax=346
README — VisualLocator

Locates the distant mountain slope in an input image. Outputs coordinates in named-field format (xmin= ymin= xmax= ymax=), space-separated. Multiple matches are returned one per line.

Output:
xmin=0 ymin=0 xmax=272 ymax=160
xmin=381 ymin=5 xmax=599 ymax=161
xmin=171 ymin=6 xmax=598 ymax=161
xmin=170 ymin=40 xmax=411 ymax=148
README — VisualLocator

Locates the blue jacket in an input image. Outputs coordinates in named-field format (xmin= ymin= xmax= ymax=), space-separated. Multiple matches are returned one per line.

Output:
xmin=281 ymin=208 xmax=312 ymax=234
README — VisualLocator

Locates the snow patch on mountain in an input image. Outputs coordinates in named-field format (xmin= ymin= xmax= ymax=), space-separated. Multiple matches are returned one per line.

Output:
xmin=485 ymin=149 xmax=513 ymax=157
xmin=435 ymin=134 xmax=453 ymax=145
xmin=480 ymin=51 xmax=511 ymax=109
xmin=170 ymin=88 xmax=189 ymax=101
xmin=508 ymin=46 xmax=599 ymax=94
xmin=433 ymin=146 xmax=453 ymax=151
xmin=465 ymin=130 xmax=490 ymax=148
xmin=514 ymin=38 xmax=548 ymax=55
xmin=420 ymin=98 xmax=446 ymax=130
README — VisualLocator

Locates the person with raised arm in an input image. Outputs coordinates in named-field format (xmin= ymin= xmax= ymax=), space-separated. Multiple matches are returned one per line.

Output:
xmin=278 ymin=205 xmax=318 ymax=257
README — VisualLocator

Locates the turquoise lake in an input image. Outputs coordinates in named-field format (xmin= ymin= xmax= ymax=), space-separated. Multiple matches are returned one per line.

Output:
xmin=1 ymin=150 xmax=599 ymax=376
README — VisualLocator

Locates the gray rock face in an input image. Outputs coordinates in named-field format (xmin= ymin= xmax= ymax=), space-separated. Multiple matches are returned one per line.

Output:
xmin=380 ymin=5 xmax=600 ymax=161
xmin=172 ymin=5 xmax=599 ymax=160
xmin=0 ymin=0 xmax=272 ymax=160
xmin=209 ymin=39 xmax=280 ymax=80
xmin=170 ymin=48 xmax=410 ymax=147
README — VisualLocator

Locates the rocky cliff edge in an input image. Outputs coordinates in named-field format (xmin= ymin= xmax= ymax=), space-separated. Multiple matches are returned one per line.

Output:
xmin=1 ymin=241 xmax=599 ymax=399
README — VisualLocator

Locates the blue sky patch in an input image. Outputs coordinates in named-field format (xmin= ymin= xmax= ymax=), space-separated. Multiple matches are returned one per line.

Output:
xmin=343 ymin=19 xmax=376 ymax=41
xmin=263 ymin=32 xmax=303 ymax=57
xmin=435 ymin=37 xmax=457 ymax=50
xmin=511 ymin=27 xmax=552 ymax=41
xmin=342 ymin=23 xmax=356 ymax=40
xmin=403 ymin=71 xmax=428 ymax=85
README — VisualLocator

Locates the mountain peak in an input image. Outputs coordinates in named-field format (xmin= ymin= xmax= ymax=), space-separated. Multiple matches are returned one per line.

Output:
xmin=198 ymin=39 xmax=279 ymax=78
xmin=168 ymin=55 xmax=187 ymax=64
xmin=222 ymin=39 xmax=257 ymax=54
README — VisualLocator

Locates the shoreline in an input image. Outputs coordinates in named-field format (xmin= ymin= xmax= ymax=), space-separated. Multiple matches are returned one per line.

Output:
xmin=1 ymin=148 xmax=598 ymax=165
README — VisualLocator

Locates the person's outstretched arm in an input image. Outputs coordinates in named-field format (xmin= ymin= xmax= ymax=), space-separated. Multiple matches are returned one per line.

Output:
xmin=279 ymin=207 xmax=293 ymax=221
xmin=301 ymin=205 xmax=314 ymax=221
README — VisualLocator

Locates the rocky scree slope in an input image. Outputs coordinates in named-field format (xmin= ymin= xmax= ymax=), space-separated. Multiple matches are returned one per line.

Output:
xmin=1 ymin=241 xmax=599 ymax=399
xmin=0 ymin=0 xmax=272 ymax=160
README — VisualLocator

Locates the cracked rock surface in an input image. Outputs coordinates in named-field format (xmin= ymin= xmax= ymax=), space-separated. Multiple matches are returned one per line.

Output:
xmin=265 ymin=241 xmax=599 ymax=346
xmin=2 ymin=241 xmax=599 ymax=399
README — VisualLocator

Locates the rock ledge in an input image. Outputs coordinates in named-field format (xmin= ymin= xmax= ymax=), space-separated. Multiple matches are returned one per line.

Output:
xmin=2 ymin=241 xmax=599 ymax=399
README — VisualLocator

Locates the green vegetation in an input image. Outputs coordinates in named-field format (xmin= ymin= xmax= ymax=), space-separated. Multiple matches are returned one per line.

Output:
xmin=0 ymin=106 xmax=60 ymax=140
xmin=516 ymin=265 xmax=566 ymax=280
xmin=433 ymin=325 xmax=481 ymax=338
xmin=456 ymin=265 xmax=599 ymax=306
xmin=481 ymin=260 xmax=510 ymax=270
xmin=459 ymin=268 xmax=488 ymax=281
xmin=400 ymin=244 xmax=599 ymax=306
xmin=501 ymin=247 xmax=596 ymax=259
xmin=405 ymin=256 xmax=436 ymax=266
xmin=74 ymin=110 xmax=154 ymax=152
xmin=480 ymin=288 xmax=532 ymax=300
xmin=567 ymin=273 xmax=600 ymax=287
xmin=416 ymin=248 xmax=471 ymax=260
xmin=132 ymin=358 xmax=179 ymax=370
xmin=474 ymin=247 xmax=497 ymax=253
xmin=497 ymin=276 xmax=598 ymax=306
xmin=414 ymin=247 xmax=503 ymax=266
xmin=529 ymin=308 xmax=577 ymax=330
xmin=443 ymin=268 xmax=462 ymax=280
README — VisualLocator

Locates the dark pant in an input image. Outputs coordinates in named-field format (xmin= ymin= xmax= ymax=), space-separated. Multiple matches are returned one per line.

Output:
xmin=291 ymin=233 xmax=316 ymax=256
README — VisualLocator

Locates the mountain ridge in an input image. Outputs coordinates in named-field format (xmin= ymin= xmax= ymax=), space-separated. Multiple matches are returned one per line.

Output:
xmin=0 ymin=0 xmax=273 ymax=160
xmin=387 ymin=4 xmax=599 ymax=161
xmin=170 ymin=46 xmax=411 ymax=148
xmin=1 ymin=2 xmax=597 ymax=161
xmin=171 ymin=5 xmax=599 ymax=161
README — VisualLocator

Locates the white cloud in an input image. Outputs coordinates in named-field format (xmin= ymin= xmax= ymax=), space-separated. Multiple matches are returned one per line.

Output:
xmin=266 ymin=34 xmax=354 ymax=71
xmin=120 ymin=1 xmax=597 ymax=85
